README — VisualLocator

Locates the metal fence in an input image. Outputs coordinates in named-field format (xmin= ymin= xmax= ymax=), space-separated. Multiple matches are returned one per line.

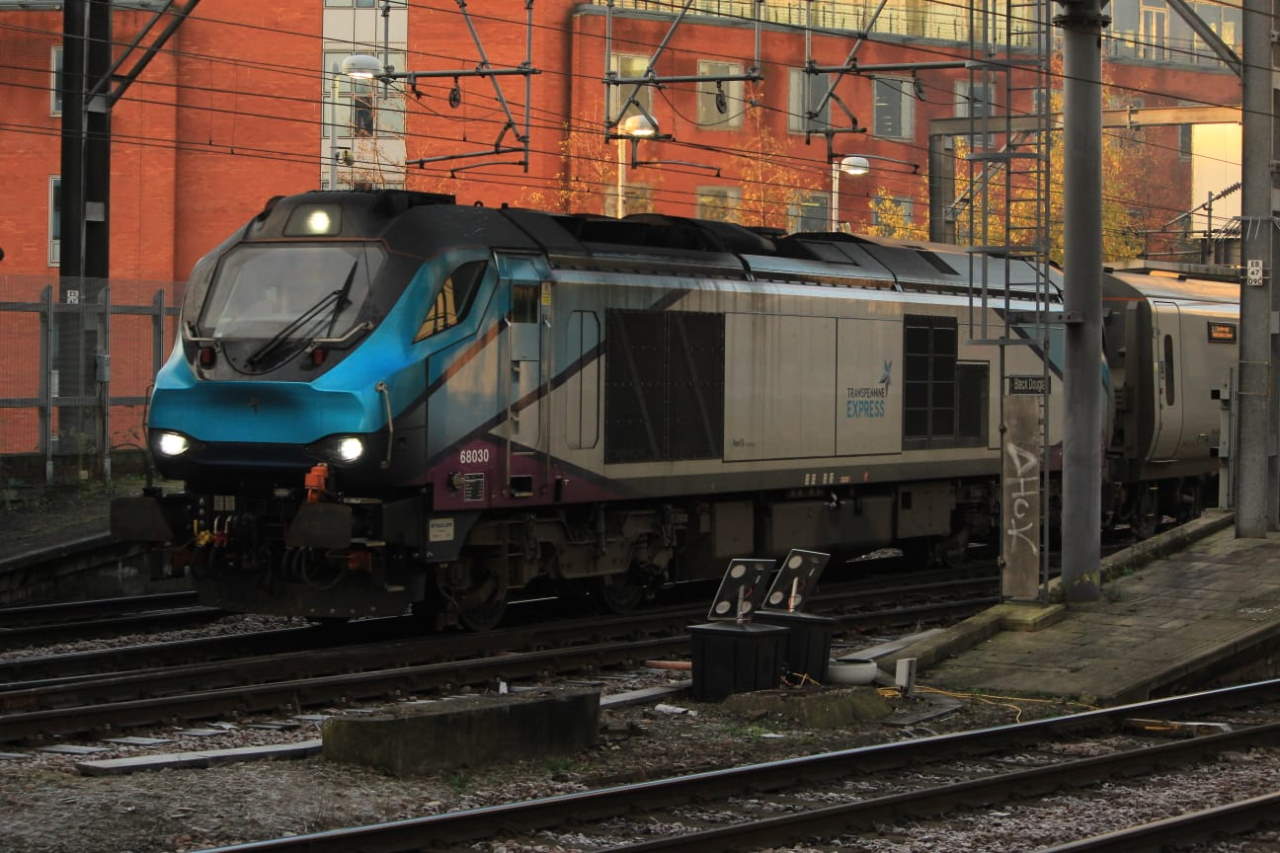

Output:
xmin=0 ymin=274 xmax=184 ymax=485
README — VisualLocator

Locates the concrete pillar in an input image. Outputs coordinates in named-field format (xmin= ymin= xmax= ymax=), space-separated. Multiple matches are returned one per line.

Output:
xmin=1237 ymin=0 xmax=1272 ymax=538
xmin=1055 ymin=0 xmax=1108 ymax=601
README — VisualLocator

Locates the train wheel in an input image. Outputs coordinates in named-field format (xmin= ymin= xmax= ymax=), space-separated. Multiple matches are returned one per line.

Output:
xmin=1131 ymin=487 xmax=1159 ymax=540
xmin=593 ymin=571 xmax=646 ymax=614
xmin=443 ymin=555 xmax=508 ymax=631
xmin=1176 ymin=480 xmax=1204 ymax=523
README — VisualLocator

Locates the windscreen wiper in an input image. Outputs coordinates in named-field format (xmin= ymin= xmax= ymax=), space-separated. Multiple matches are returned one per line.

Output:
xmin=245 ymin=261 xmax=360 ymax=370
xmin=325 ymin=261 xmax=359 ymax=338
xmin=245 ymin=290 xmax=341 ymax=369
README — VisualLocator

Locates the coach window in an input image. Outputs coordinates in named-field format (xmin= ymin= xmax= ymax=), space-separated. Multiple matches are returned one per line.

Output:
xmin=956 ymin=362 xmax=989 ymax=446
xmin=1163 ymin=334 xmax=1175 ymax=405
xmin=414 ymin=261 xmax=485 ymax=341
xmin=904 ymin=314 xmax=957 ymax=448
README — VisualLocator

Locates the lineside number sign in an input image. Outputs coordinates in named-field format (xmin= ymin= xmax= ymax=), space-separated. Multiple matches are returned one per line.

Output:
xmin=1007 ymin=375 xmax=1048 ymax=395
xmin=1246 ymin=258 xmax=1264 ymax=286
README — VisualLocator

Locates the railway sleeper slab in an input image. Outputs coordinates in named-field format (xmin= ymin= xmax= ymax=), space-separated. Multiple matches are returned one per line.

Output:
xmin=321 ymin=687 xmax=600 ymax=776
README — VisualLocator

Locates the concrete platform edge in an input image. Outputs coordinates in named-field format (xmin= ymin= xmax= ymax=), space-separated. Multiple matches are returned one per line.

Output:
xmin=880 ymin=510 xmax=1235 ymax=678
xmin=1062 ymin=509 xmax=1236 ymax=597
xmin=1096 ymin=620 xmax=1280 ymax=705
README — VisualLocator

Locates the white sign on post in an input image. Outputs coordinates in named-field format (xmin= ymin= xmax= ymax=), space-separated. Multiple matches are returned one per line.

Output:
xmin=1246 ymin=258 xmax=1264 ymax=286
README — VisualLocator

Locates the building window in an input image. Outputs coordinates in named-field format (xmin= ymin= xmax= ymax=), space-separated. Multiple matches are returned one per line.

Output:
xmin=788 ymin=68 xmax=831 ymax=133
xmin=604 ymin=184 xmax=653 ymax=218
xmin=696 ymin=60 xmax=743 ymax=129
xmin=903 ymin=314 xmax=957 ymax=445
xmin=1031 ymin=87 xmax=1050 ymax=115
xmin=609 ymin=53 xmax=653 ymax=126
xmin=1138 ymin=0 xmax=1169 ymax=60
xmin=696 ymin=186 xmax=741 ymax=222
xmin=953 ymin=80 xmax=994 ymax=118
xmin=873 ymin=77 xmax=914 ymax=139
xmin=51 ymin=46 xmax=63 ymax=116
xmin=325 ymin=0 xmax=376 ymax=7
xmin=872 ymin=197 xmax=914 ymax=227
xmin=788 ymin=192 xmax=829 ymax=232
xmin=324 ymin=50 xmax=405 ymax=137
xmin=49 ymin=176 xmax=61 ymax=268
xmin=1178 ymin=123 xmax=1192 ymax=160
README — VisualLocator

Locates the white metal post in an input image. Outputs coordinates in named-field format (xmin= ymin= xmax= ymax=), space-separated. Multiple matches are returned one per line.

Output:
xmin=830 ymin=159 xmax=840 ymax=231
xmin=616 ymin=137 xmax=626 ymax=218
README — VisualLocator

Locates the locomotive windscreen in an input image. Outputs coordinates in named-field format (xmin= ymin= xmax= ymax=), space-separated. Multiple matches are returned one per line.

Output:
xmin=194 ymin=242 xmax=386 ymax=344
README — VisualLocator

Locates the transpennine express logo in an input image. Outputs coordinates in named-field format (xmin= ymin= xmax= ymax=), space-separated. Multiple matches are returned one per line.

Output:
xmin=846 ymin=360 xmax=892 ymax=418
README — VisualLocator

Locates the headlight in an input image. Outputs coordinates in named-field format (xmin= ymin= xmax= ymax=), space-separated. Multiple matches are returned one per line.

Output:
xmin=336 ymin=436 xmax=364 ymax=462
xmin=156 ymin=432 xmax=190 ymax=457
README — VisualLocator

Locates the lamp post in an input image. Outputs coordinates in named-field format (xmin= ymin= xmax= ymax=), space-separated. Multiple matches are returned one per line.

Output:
xmin=614 ymin=113 xmax=658 ymax=218
xmin=830 ymin=155 xmax=869 ymax=231
xmin=330 ymin=54 xmax=385 ymax=190
xmin=829 ymin=154 xmax=920 ymax=231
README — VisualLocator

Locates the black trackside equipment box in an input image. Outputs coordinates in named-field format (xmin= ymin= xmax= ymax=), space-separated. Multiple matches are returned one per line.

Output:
xmin=754 ymin=610 xmax=836 ymax=684
xmin=688 ymin=621 xmax=789 ymax=701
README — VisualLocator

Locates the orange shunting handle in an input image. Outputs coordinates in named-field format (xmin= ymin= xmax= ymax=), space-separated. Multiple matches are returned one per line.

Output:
xmin=305 ymin=463 xmax=330 ymax=503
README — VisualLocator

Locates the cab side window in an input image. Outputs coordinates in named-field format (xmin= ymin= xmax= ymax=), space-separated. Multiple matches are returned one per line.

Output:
xmin=414 ymin=261 xmax=486 ymax=341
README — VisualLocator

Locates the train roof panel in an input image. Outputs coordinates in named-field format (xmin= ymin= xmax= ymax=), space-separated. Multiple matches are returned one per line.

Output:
xmin=741 ymin=253 xmax=897 ymax=288
xmin=1108 ymin=271 xmax=1239 ymax=305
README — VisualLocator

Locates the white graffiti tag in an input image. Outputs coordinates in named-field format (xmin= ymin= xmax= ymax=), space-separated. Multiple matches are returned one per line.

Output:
xmin=1005 ymin=441 xmax=1040 ymax=556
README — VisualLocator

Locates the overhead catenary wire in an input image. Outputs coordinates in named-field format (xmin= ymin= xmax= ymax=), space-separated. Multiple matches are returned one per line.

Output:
xmin=0 ymin=28 xmax=1241 ymax=221
xmin=0 ymin=1 xmax=1247 ymax=232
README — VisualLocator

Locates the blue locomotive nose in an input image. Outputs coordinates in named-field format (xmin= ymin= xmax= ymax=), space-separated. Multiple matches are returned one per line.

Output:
xmin=149 ymin=379 xmax=374 ymax=445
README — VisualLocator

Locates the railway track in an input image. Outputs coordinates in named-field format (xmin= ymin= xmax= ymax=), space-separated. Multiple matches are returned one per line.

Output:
xmin=0 ymin=595 xmax=223 ymax=650
xmin=198 ymin=678 xmax=1280 ymax=852
xmin=0 ymin=577 xmax=997 ymax=742
xmin=0 ymin=574 xmax=995 ymax=684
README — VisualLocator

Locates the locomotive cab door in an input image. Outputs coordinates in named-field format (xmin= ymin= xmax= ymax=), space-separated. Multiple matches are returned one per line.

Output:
xmin=495 ymin=253 xmax=552 ymax=499
xmin=1149 ymin=299 xmax=1183 ymax=460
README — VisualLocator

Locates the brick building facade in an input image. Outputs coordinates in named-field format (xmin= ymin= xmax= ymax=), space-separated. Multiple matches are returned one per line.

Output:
xmin=0 ymin=0 xmax=1243 ymax=281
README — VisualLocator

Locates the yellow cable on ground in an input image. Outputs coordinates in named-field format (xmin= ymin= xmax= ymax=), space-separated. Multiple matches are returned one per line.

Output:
xmin=874 ymin=684 xmax=1098 ymax=723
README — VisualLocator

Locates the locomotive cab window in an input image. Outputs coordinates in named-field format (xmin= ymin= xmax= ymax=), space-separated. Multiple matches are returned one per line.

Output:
xmin=414 ymin=260 xmax=486 ymax=342
xmin=197 ymin=242 xmax=384 ymax=342
xmin=510 ymin=283 xmax=539 ymax=324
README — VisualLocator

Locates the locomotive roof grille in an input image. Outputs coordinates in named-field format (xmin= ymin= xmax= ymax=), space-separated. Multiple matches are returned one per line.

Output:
xmin=916 ymin=250 xmax=959 ymax=276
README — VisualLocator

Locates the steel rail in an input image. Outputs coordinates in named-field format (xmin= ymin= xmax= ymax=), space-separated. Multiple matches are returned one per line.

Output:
xmin=1037 ymin=790 xmax=1280 ymax=852
xmin=0 ymin=590 xmax=1000 ymax=738
xmin=0 ymin=635 xmax=690 ymax=742
xmin=0 ymin=590 xmax=199 ymax=627
xmin=0 ymin=605 xmax=224 ymax=650
xmin=610 ymin=723 xmax=1280 ymax=851
xmin=0 ymin=575 xmax=998 ymax=685
xmin=194 ymin=679 xmax=1280 ymax=852
xmin=0 ymin=592 xmax=997 ymax=712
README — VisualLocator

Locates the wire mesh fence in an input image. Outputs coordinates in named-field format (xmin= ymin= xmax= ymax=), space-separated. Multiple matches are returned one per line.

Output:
xmin=0 ymin=274 xmax=184 ymax=486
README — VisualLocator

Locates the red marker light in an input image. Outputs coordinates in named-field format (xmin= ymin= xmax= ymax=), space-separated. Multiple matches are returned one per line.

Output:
xmin=198 ymin=346 xmax=216 ymax=368
xmin=310 ymin=348 xmax=328 ymax=366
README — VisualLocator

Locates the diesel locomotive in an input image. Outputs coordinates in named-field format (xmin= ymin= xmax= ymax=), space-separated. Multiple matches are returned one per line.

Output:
xmin=111 ymin=189 xmax=1238 ymax=628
